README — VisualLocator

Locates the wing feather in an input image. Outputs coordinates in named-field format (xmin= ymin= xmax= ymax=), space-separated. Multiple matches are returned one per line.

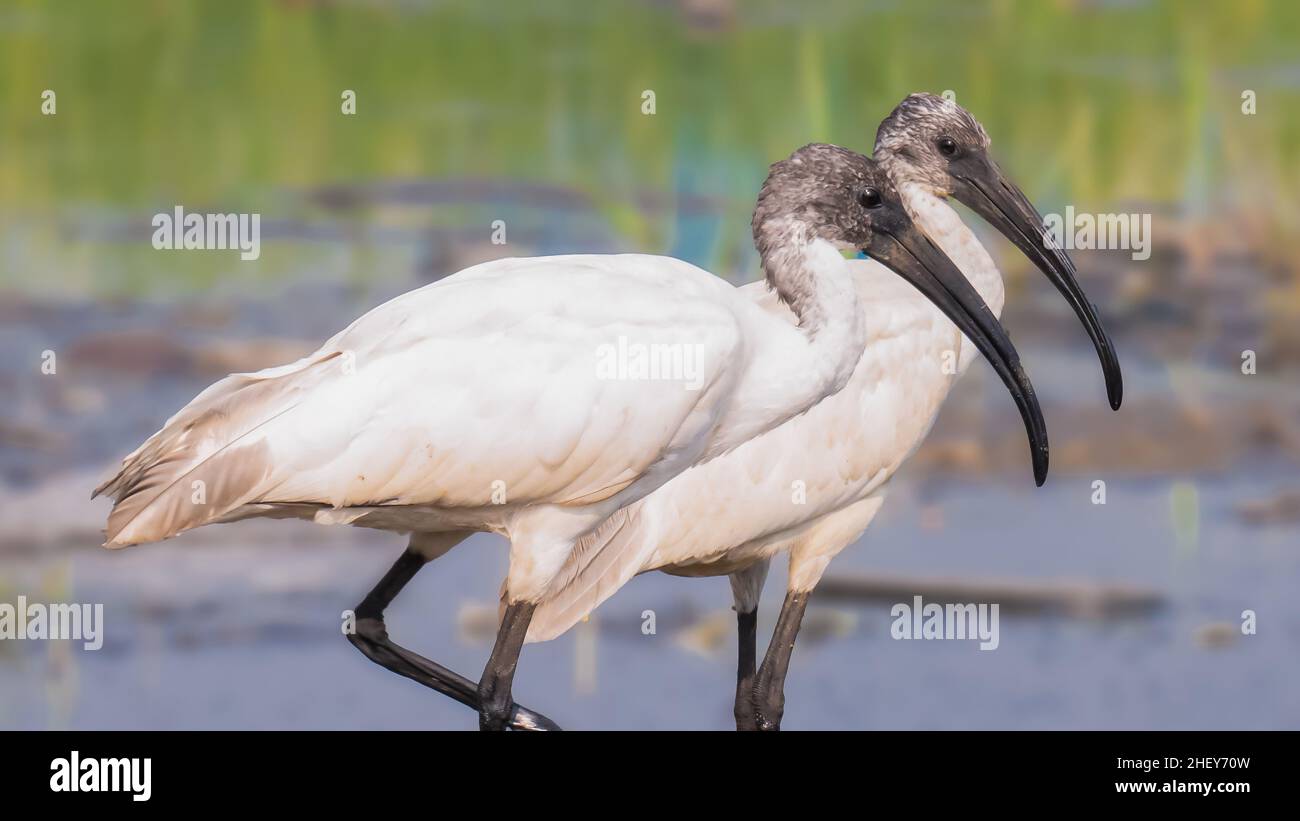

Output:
xmin=526 ymin=262 xmax=961 ymax=640
xmin=98 ymin=255 xmax=745 ymax=546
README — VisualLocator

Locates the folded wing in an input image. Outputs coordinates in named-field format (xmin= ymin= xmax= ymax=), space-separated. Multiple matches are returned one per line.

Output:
xmin=97 ymin=255 xmax=744 ymax=546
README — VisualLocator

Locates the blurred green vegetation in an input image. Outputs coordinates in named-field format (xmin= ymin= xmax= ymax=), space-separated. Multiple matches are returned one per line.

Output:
xmin=0 ymin=0 xmax=1297 ymax=295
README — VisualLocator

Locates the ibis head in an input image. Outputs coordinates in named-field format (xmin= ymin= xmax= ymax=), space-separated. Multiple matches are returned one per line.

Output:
xmin=875 ymin=92 xmax=1123 ymax=414
xmin=757 ymin=142 xmax=1050 ymax=485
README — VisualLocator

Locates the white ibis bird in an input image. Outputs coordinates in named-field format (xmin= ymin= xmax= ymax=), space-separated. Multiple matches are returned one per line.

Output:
xmin=526 ymin=93 xmax=1123 ymax=729
xmin=94 ymin=143 xmax=1003 ymax=731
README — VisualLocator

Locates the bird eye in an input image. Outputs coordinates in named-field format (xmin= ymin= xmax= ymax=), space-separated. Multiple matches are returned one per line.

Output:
xmin=936 ymin=136 xmax=958 ymax=157
xmin=857 ymin=187 xmax=882 ymax=209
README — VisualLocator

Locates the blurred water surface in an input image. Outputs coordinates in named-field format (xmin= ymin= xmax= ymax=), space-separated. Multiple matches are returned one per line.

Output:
xmin=2 ymin=468 xmax=1297 ymax=730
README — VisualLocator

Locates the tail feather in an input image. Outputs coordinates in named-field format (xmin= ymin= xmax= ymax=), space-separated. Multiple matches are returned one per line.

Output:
xmin=96 ymin=350 xmax=341 ymax=547
xmin=523 ymin=502 xmax=660 ymax=642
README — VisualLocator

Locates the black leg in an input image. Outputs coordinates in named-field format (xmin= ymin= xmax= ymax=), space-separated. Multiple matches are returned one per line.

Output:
xmin=734 ymin=608 xmax=759 ymax=730
xmin=477 ymin=600 xmax=536 ymax=731
xmin=752 ymin=590 xmax=808 ymax=732
xmin=348 ymin=548 xmax=560 ymax=731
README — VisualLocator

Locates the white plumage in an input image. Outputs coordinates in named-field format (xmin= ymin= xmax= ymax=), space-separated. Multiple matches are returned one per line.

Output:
xmin=95 ymin=145 xmax=930 ymax=630
xmin=97 ymin=245 xmax=871 ymax=589
xmin=528 ymin=184 xmax=1003 ymax=638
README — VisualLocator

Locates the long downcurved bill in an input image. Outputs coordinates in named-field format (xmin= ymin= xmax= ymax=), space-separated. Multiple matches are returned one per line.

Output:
xmin=950 ymin=156 xmax=1124 ymax=411
xmin=869 ymin=225 xmax=1049 ymax=486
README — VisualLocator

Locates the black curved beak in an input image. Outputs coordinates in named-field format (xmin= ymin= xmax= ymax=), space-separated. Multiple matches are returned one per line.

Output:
xmin=868 ymin=223 xmax=1049 ymax=486
xmin=949 ymin=153 xmax=1123 ymax=410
